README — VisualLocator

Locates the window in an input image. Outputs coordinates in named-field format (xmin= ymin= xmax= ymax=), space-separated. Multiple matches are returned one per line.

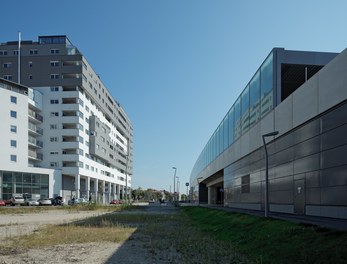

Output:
xmin=78 ymin=111 xmax=84 ymax=119
xmin=28 ymin=61 xmax=33 ymax=67
xmin=50 ymin=49 xmax=60 ymax=54
xmin=10 ymin=96 xmax=17 ymax=104
xmin=78 ymin=124 xmax=83 ymax=131
xmin=50 ymin=137 xmax=58 ymax=142
xmin=50 ymin=74 xmax=59 ymax=79
xmin=50 ymin=99 xmax=59 ymax=104
xmin=78 ymin=99 xmax=84 ymax=107
xmin=85 ymin=129 xmax=89 ymax=135
xmin=50 ymin=151 xmax=59 ymax=155
xmin=102 ymin=127 xmax=106 ymax=133
xmin=10 ymin=125 xmax=17 ymax=133
xmin=241 ymin=175 xmax=250 ymax=193
xmin=10 ymin=110 xmax=17 ymax=118
xmin=0 ymin=50 xmax=8 ymax=56
xmin=10 ymin=155 xmax=17 ymax=162
xmin=50 ymin=87 xmax=59 ymax=92
xmin=10 ymin=140 xmax=17 ymax=148
xmin=13 ymin=50 xmax=19 ymax=55
xmin=85 ymin=106 xmax=89 ymax=112
xmin=50 ymin=112 xmax=59 ymax=117
xmin=78 ymin=149 xmax=84 ymax=155
xmin=29 ymin=74 xmax=33 ymax=80
xmin=3 ymin=62 xmax=12 ymax=68
xmin=29 ymin=49 xmax=38 ymax=55
xmin=50 ymin=61 xmax=59 ymax=67
xmin=78 ymin=136 xmax=84 ymax=143
xmin=50 ymin=124 xmax=58 ymax=129
xmin=85 ymin=164 xmax=89 ymax=170
xmin=260 ymin=52 xmax=274 ymax=117
xmin=50 ymin=162 xmax=58 ymax=167
xmin=78 ymin=162 xmax=84 ymax=168
xmin=3 ymin=75 xmax=12 ymax=80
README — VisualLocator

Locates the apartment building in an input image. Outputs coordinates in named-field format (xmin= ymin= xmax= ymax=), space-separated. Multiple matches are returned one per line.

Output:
xmin=0 ymin=35 xmax=133 ymax=203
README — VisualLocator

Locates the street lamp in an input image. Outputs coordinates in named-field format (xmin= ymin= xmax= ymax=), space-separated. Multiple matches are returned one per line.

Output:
xmin=172 ymin=167 xmax=177 ymax=201
xmin=262 ymin=131 xmax=279 ymax=217
xmin=125 ymin=137 xmax=130 ymax=204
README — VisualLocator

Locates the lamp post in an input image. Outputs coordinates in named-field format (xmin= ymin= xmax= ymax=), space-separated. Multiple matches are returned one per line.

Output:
xmin=172 ymin=167 xmax=177 ymax=201
xmin=262 ymin=131 xmax=279 ymax=217
xmin=177 ymin=178 xmax=180 ymax=201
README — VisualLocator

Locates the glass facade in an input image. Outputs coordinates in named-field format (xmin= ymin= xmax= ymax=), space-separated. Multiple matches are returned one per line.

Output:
xmin=191 ymin=50 xmax=274 ymax=180
xmin=1 ymin=171 xmax=49 ymax=200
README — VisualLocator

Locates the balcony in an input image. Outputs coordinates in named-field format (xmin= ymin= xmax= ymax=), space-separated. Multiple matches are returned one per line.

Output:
xmin=62 ymin=97 xmax=78 ymax=104
xmin=28 ymin=150 xmax=43 ymax=161
xmin=28 ymin=136 xmax=43 ymax=148
xmin=28 ymin=123 xmax=43 ymax=136
xmin=28 ymin=110 xmax=43 ymax=123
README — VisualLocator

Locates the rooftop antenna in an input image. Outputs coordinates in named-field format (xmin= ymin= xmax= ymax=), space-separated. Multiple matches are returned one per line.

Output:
xmin=18 ymin=31 xmax=21 ymax=84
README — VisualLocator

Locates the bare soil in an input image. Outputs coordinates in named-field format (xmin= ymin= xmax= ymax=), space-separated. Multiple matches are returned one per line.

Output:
xmin=0 ymin=204 xmax=181 ymax=264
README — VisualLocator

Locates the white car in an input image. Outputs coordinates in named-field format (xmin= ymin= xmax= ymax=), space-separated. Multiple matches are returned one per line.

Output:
xmin=25 ymin=198 xmax=39 ymax=206
xmin=38 ymin=198 xmax=52 ymax=206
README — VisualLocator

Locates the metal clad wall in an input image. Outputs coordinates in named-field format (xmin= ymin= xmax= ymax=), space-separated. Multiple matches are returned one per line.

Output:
xmin=224 ymin=100 xmax=347 ymax=218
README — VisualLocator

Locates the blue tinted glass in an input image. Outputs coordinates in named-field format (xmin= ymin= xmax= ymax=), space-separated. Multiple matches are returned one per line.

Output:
xmin=219 ymin=124 xmax=223 ymax=154
xmin=241 ymin=85 xmax=250 ymax=133
xmin=234 ymin=98 xmax=241 ymax=140
xmin=261 ymin=52 xmax=273 ymax=117
xmin=250 ymin=70 xmax=261 ymax=126
xmin=223 ymin=116 xmax=229 ymax=149
xmin=228 ymin=107 xmax=234 ymax=145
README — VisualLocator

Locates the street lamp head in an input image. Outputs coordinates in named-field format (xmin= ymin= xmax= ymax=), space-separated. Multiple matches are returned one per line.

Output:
xmin=262 ymin=131 xmax=279 ymax=138
xmin=172 ymin=167 xmax=176 ymax=170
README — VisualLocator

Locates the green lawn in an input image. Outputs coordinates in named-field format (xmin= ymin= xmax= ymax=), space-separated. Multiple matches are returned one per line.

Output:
xmin=181 ymin=206 xmax=347 ymax=264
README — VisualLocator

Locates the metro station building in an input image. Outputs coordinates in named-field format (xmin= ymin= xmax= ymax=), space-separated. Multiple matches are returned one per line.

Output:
xmin=190 ymin=48 xmax=347 ymax=219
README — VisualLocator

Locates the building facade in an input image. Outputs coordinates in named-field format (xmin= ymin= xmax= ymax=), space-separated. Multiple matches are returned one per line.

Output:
xmin=191 ymin=48 xmax=347 ymax=220
xmin=0 ymin=36 xmax=133 ymax=203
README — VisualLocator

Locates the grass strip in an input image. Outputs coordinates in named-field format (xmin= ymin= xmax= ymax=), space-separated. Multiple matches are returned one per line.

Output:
xmin=181 ymin=206 xmax=347 ymax=264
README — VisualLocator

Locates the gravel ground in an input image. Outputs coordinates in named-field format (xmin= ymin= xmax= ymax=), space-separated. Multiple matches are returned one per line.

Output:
xmin=0 ymin=204 xmax=181 ymax=264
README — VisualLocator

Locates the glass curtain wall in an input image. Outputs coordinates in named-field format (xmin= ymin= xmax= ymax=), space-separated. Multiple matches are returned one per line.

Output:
xmin=191 ymin=50 xmax=274 ymax=180
xmin=1 ymin=171 xmax=49 ymax=200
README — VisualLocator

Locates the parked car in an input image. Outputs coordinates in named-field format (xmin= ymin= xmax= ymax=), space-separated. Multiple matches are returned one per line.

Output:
xmin=38 ymin=198 xmax=52 ymax=206
xmin=50 ymin=196 xmax=64 ymax=206
xmin=75 ymin=198 xmax=88 ymax=205
xmin=10 ymin=194 xmax=25 ymax=206
xmin=68 ymin=197 xmax=88 ymax=205
xmin=0 ymin=200 xmax=6 ymax=206
xmin=25 ymin=198 xmax=39 ymax=206
xmin=110 ymin=199 xmax=120 ymax=205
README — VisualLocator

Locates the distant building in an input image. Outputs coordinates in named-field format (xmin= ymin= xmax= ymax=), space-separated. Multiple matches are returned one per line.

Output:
xmin=191 ymin=48 xmax=347 ymax=220
xmin=0 ymin=35 xmax=133 ymax=203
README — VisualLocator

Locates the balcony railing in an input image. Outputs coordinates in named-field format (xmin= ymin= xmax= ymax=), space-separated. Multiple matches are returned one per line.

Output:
xmin=28 ymin=150 xmax=43 ymax=160
xmin=28 ymin=136 xmax=43 ymax=148
xmin=28 ymin=123 xmax=43 ymax=135
xmin=28 ymin=110 xmax=43 ymax=122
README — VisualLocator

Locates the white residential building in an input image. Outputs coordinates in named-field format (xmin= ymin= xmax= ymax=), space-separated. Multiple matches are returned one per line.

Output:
xmin=0 ymin=35 xmax=133 ymax=203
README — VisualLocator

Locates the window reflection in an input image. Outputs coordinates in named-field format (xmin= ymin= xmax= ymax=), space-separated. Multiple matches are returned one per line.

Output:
xmin=241 ymin=85 xmax=250 ymax=133
xmin=234 ymin=98 xmax=241 ymax=140
xmin=261 ymin=53 xmax=273 ymax=117
xmin=250 ymin=70 xmax=261 ymax=126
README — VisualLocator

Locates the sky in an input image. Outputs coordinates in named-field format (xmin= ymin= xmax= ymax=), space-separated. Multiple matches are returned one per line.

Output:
xmin=2 ymin=0 xmax=347 ymax=192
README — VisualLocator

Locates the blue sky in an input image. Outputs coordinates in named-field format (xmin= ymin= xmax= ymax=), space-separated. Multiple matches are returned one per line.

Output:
xmin=2 ymin=1 xmax=347 ymax=192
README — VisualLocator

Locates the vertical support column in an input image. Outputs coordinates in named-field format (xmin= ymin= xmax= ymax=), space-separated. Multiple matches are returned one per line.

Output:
xmin=75 ymin=175 xmax=80 ymax=199
xmin=116 ymin=184 xmax=120 ymax=200
xmin=86 ymin=177 xmax=90 ymax=201
xmin=102 ymin=180 xmax=106 ymax=204
xmin=112 ymin=183 xmax=116 ymax=200
xmin=95 ymin=179 xmax=99 ymax=204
